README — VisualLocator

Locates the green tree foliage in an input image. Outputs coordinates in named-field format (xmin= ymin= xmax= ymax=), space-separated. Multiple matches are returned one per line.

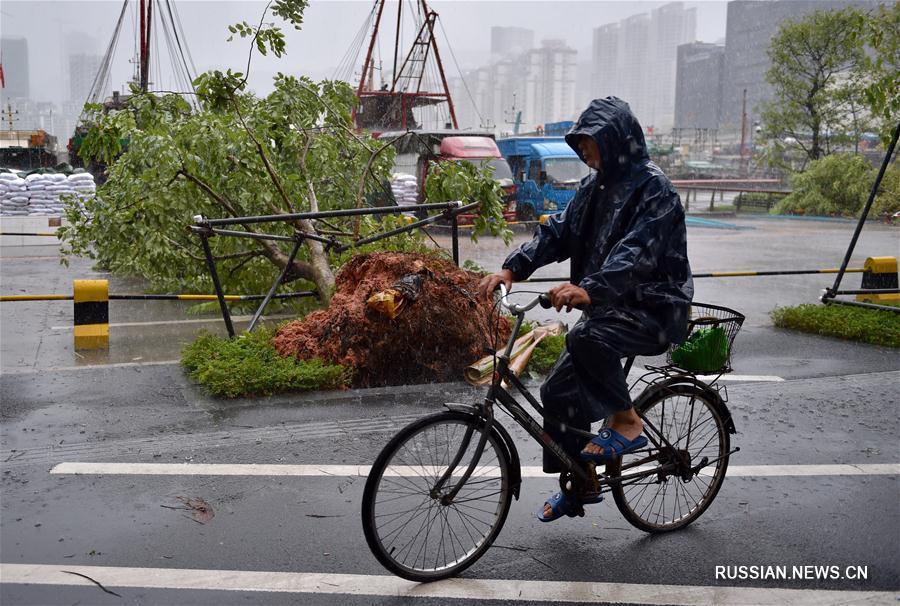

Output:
xmin=424 ymin=160 xmax=512 ymax=245
xmin=760 ymin=7 xmax=869 ymax=164
xmin=774 ymin=154 xmax=899 ymax=218
xmin=60 ymin=0 xmax=505 ymax=304
xmin=858 ymin=3 xmax=900 ymax=144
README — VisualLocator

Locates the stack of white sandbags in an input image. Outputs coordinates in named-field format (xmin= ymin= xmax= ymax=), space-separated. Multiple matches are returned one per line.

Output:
xmin=24 ymin=173 xmax=76 ymax=216
xmin=390 ymin=173 xmax=419 ymax=211
xmin=391 ymin=174 xmax=419 ymax=202
xmin=67 ymin=172 xmax=97 ymax=210
xmin=0 ymin=172 xmax=29 ymax=216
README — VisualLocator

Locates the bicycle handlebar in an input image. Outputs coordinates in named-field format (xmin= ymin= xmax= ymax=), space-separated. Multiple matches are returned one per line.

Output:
xmin=498 ymin=284 xmax=552 ymax=315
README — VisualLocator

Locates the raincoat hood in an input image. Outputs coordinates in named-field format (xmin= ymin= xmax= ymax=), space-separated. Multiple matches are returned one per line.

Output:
xmin=564 ymin=97 xmax=650 ymax=179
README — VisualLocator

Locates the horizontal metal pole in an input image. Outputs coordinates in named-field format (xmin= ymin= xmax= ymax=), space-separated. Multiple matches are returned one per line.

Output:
xmin=208 ymin=228 xmax=298 ymax=243
xmin=0 ymin=232 xmax=59 ymax=237
xmin=823 ymin=298 xmax=900 ymax=314
xmin=1 ymin=292 xmax=316 ymax=303
xmin=679 ymin=187 xmax=790 ymax=194
xmin=524 ymin=268 xmax=868 ymax=283
xmin=109 ymin=291 xmax=317 ymax=301
xmin=334 ymin=201 xmax=481 ymax=253
xmin=0 ymin=294 xmax=74 ymax=302
xmin=671 ymin=179 xmax=783 ymax=186
xmin=834 ymin=289 xmax=900 ymax=295
xmin=198 ymin=202 xmax=464 ymax=227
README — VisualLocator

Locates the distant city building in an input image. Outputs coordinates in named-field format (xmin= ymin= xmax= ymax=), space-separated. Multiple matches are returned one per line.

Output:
xmin=490 ymin=27 xmax=534 ymax=59
xmin=450 ymin=38 xmax=576 ymax=134
xmin=68 ymin=53 xmax=103 ymax=104
xmin=523 ymin=40 xmax=578 ymax=128
xmin=719 ymin=0 xmax=879 ymax=136
xmin=674 ymin=42 xmax=725 ymax=131
xmin=0 ymin=37 xmax=30 ymax=100
xmin=591 ymin=23 xmax=622 ymax=99
xmin=645 ymin=2 xmax=697 ymax=131
xmin=590 ymin=2 xmax=695 ymax=132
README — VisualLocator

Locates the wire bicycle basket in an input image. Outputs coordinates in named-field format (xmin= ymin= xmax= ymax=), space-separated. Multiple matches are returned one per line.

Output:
xmin=667 ymin=303 xmax=744 ymax=374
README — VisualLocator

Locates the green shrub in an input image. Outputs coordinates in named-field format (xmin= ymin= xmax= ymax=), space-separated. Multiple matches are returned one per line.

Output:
xmin=775 ymin=154 xmax=899 ymax=218
xmin=182 ymin=328 xmax=351 ymax=398
xmin=770 ymin=303 xmax=900 ymax=347
xmin=528 ymin=334 xmax=566 ymax=375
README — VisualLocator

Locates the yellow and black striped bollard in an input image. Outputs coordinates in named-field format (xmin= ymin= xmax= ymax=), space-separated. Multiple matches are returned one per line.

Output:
xmin=73 ymin=279 xmax=109 ymax=349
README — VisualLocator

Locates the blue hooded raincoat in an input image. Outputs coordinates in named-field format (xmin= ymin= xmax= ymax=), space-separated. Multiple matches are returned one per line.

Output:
xmin=500 ymin=97 xmax=693 ymax=471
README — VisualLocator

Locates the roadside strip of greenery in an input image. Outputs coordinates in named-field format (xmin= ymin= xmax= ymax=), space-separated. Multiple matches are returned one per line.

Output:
xmin=770 ymin=303 xmax=900 ymax=348
xmin=182 ymin=324 xmax=568 ymax=398
xmin=182 ymin=327 xmax=351 ymax=398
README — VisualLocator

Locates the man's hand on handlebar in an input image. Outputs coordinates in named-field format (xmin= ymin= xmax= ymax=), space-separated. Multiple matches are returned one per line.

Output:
xmin=478 ymin=269 xmax=514 ymax=300
xmin=547 ymin=283 xmax=590 ymax=312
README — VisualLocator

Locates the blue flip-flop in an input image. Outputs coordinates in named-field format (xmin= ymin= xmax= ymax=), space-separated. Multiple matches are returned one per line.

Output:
xmin=535 ymin=491 xmax=603 ymax=523
xmin=579 ymin=427 xmax=648 ymax=464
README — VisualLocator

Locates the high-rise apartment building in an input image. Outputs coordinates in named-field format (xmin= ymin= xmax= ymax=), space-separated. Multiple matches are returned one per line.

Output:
xmin=0 ymin=37 xmax=30 ymax=100
xmin=68 ymin=53 xmax=103 ymax=104
xmin=523 ymin=40 xmax=578 ymax=127
xmin=591 ymin=23 xmax=622 ymax=100
xmin=674 ymin=42 xmax=725 ymax=130
xmin=589 ymin=3 xmax=695 ymax=133
xmin=451 ymin=36 xmax=576 ymax=133
xmin=646 ymin=2 xmax=697 ymax=130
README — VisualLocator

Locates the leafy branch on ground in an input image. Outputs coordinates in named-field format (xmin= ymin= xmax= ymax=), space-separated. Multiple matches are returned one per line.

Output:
xmin=527 ymin=334 xmax=566 ymax=375
xmin=773 ymin=154 xmax=899 ymax=218
xmin=770 ymin=303 xmax=900 ymax=348
xmin=182 ymin=327 xmax=351 ymax=397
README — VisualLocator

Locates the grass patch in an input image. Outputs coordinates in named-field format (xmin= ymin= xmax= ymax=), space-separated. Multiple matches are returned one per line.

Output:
xmin=770 ymin=303 xmax=900 ymax=348
xmin=182 ymin=328 xmax=351 ymax=398
xmin=528 ymin=334 xmax=566 ymax=375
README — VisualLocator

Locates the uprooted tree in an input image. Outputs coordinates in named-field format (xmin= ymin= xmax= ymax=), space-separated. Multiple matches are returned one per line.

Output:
xmin=61 ymin=0 xmax=507 ymax=303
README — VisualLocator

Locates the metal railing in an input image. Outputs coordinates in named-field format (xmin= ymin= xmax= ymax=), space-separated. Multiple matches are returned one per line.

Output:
xmin=190 ymin=200 xmax=478 ymax=337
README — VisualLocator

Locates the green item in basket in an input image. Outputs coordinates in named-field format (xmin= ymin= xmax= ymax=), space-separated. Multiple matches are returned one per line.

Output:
xmin=671 ymin=326 xmax=729 ymax=372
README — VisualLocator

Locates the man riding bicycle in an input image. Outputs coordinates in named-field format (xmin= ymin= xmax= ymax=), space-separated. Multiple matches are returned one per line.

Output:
xmin=478 ymin=97 xmax=694 ymax=522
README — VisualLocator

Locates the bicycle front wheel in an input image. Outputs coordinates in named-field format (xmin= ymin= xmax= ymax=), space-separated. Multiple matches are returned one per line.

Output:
xmin=361 ymin=411 xmax=512 ymax=582
xmin=611 ymin=384 xmax=730 ymax=533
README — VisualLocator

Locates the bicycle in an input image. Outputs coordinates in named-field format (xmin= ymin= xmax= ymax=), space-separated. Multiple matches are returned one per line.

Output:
xmin=361 ymin=285 xmax=743 ymax=582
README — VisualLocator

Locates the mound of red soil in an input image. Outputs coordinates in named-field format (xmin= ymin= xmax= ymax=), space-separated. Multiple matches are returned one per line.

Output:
xmin=272 ymin=252 xmax=511 ymax=387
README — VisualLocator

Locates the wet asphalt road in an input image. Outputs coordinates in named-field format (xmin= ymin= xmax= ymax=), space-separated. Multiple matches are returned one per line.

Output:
xmin=1 ymin=365 xmax=898 ymax=604
xmin=1 ymin=215 xmax=899 ymax=604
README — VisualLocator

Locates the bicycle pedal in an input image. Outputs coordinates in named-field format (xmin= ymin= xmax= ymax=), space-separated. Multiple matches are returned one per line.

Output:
xmin=567 ymin=505 xmax=586 ymax=518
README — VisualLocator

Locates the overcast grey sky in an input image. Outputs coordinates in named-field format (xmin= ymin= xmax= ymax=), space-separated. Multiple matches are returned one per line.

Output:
xmin=1 ymin=0 xmax=728 ymax=105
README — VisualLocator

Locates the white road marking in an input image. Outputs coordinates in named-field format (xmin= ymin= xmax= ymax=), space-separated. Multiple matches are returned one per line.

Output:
xmin=1 ymin=360 xmax=180 ymax=376
xmin=697 ymin=374 xmax=784 ymax=382
xmin=0 ymin=563 xmax=892 ymax=605
xmin=50 ymin=314 xmax=293 ymax=331
xmin=50 ymin=462 xmax=900 ymax=478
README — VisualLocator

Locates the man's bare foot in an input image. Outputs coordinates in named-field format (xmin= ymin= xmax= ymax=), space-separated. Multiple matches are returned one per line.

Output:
xmin=582 ymin=409 xmax=643 ymax=457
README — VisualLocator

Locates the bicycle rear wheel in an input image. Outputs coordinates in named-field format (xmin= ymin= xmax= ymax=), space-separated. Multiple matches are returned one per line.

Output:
xmin=611 ymin=384 xmax=730 ymax=533
xmin=361 ymin=411 xmax=512 ymax=582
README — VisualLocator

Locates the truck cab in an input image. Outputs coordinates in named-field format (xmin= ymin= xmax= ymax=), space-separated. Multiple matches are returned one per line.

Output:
xmin=496 ymin=137 xmax=589 ymax=221
xmin=378 ymin=131 xmax=517 ymax=219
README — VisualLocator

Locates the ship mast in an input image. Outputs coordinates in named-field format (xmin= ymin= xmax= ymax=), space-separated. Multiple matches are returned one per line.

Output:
xmin=139 ymin=0 xmax=153 ymax=92
xmin=352 ymin=0 xmax=458 ymax=133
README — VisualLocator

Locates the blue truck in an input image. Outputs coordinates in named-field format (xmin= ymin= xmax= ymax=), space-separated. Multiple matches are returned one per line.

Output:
xmin=495 ymin=136 xmax=590 ymax=221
